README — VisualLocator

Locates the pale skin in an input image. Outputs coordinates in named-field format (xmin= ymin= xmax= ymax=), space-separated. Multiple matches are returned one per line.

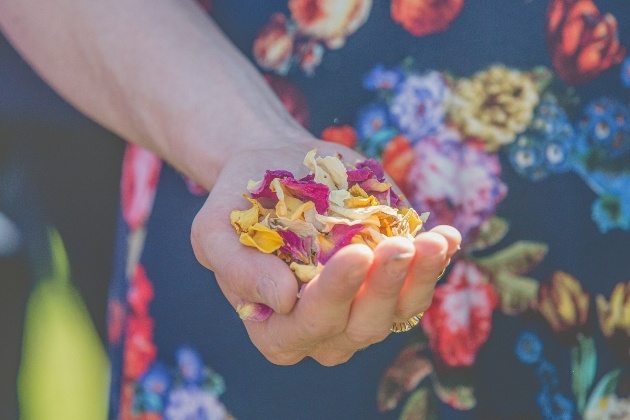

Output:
xmin=0 ymin=0 xmax=461 ymax=366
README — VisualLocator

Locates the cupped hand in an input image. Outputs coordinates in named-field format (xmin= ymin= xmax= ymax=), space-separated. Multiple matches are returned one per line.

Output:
xmin=191 ymin=139 xmax=461 ymax=366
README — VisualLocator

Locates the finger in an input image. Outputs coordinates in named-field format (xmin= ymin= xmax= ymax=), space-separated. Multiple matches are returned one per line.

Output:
xmin=344 ymin=237 xmax=416 ymax=345
xmin=191 ymin=191 xmax=299 ymax=315
xmin=291 ymin=243 xmax=374 ymax=338
xmin=427 ymin=225 xmax=462 ymax=260
xmin=394 ymin=230 xmax=451 ymax=320
xmin=241 ymin=244 xmax=372 ymax=366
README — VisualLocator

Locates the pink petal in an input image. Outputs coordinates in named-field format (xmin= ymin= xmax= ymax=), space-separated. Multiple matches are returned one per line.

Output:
xmin=278 ymin=230 xmax=312 ymax=264
xmin=280 ymin=178 xmax=330 ymax=214
xmin=249 ymin=170 xmax=294 ymax=200
xmin=356 ymin=159 xmax=386 ymax=181
xmin=317 ymin=224 xmax=364 ymax=264
xmin=347 ymin=167 xmax=373 ymax=183
xmin=236 ymin=302 xmax=274 ymax=321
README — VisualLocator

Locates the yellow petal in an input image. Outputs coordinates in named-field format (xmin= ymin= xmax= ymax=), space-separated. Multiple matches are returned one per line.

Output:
xmin=290 ymin=262 xmax=321 ymax=283
xmin=349 ymin=184 xmax=368 ymax=198
xmin=230 ymin=198 xmax=262 ymax=234
xmin=400 ymin=207 xmax=424 ymax=236
xmin=347 ymin=195 xmax=380 ymax=208
xmin=239 ymin=223 xmax=284 ymax=253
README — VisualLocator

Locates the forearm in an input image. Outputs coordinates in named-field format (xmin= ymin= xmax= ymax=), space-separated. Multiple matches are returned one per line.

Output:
xmin=0 ymin=0 xmax=309 ymax=188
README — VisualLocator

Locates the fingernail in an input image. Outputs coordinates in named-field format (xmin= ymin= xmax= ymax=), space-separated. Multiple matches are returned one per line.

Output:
xmin=391 ymin=251 xmax=415 ymax=261
xmin=257 ymin=276 xmax=280 ymax=312
xmin=386 ymin=252 xmax=414 ymax=275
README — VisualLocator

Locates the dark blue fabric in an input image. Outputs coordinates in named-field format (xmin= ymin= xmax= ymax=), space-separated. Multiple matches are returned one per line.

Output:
xmin=107 ymin=1 xmax=630 ymax=419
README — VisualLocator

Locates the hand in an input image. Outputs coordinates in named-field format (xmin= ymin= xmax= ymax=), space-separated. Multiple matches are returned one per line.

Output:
xmin=191 ymin=139 xmax=461 ymax=366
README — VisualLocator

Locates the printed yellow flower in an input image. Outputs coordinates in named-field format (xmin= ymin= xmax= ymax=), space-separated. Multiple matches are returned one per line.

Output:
xmin=596 ymin=282 xmax=630 ymax=338
xmin=536 ymin=271 xmax=589 ymax=333
xmin=449 ymin=65 xmax=539 ymax=151
xmin=239 ymin=223 xmax=284 ymax=254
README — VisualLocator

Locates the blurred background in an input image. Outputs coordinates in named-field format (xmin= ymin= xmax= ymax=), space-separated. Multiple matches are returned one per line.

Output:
xmin=1 ymin=33 xmax=124 ymax=419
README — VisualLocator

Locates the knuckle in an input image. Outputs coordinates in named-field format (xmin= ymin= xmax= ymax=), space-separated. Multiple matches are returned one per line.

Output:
xmin=313 ymin=350 xmax=354 ymax=367
xmin=345 ymin=328 xmax=388 ymax=346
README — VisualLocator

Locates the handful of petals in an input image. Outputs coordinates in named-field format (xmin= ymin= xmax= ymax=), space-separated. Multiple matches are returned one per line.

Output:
xmin=230 ymin=149 xmax=428 ymax=284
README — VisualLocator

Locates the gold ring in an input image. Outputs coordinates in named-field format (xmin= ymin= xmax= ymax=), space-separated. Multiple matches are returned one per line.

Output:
xmin=390 ymin=312 xmax=424 ymax=333
xmin=389 ymin=269 xmax=445 ymax=333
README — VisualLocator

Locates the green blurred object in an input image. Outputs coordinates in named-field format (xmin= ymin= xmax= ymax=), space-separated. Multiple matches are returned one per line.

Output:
xmin=18 ymin=228 xmax=110 ymax=420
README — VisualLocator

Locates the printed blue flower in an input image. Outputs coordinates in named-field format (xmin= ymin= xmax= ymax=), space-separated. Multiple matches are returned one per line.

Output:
xmin=577 ymin=97 xmax=630 ymax=160
xmin=389 ymin=71 xmax=448 ymax=142
xmin=508 ymin=96 xmax=575 ymax=181
xmin=537 ymin=391 xmax=575 ymax=420
xmin=515 ymin=331 xmax=543 ymax=365
xmin=536 ymin=360 xmax=559 ymax=390
xmin=135 ymin=362 xmax=172 ymax=413
xmin=362 ymin=64 xmax=404 ymax=91
xmin=508 ymin=134 xmax=549 ymax=181
xmin=355 ymin=102 xmax=391 ymax=142
xmin=622 ymin=57 xmax=630 ymax=88
xmin=176 ymin=346 xmax=205 ymax=387
xmin=591 ymin=194 xmax=630 ymax=233
xmin=360 ymin=127 xmax=397 ymax=158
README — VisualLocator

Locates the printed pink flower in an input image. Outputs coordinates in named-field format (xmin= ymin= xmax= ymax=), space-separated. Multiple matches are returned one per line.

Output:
xmin=421 ymin=260 xmax=498 ymax=367
xmin=382 ymin=135 xmax=415 ymax=197
xmin=265 ymin=75 xmax=310 ymax=128
xmin=405 ymin=133 xmax=507 ymax=243
xmin=317 ymin=223 xmax=364 ymax=264
xmin=296 ymin=39 xmax=325 ymax=75
xmin=183 ymin=176 xmax=208 ymax=196
xmin=107 ymin=299 xmax=125 ymax=345
xmin=127 ymin=264 xmax=154 ymax=316
xmin=321 ymin=125 xmax=359 ymax=149
xmin=120 ymin=144 xmax=161 ymax=231
xmin=391 ymin=0 xmax=464 ymax=37
xmin=124 ymin=315 xmax=157 ymax=380
xmin=547 ymin=0 xmax=626 ymax=85
xmin=254 ymin=13 xmax=295 ymax=75
xmin=288 ymin=0 xmax=373 ymax=49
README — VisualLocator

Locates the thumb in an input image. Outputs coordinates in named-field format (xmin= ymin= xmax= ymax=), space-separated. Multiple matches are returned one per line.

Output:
xmin=191 ymin=190 xmax=299 ymax=316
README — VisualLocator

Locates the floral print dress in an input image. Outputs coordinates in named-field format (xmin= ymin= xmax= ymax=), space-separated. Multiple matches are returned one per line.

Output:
xmin=108 ymin=1 xmax=630 ymax=419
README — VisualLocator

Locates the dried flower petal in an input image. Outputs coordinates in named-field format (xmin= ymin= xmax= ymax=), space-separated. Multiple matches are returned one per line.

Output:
xmin=347 ymin=195 xmax=380 ymax=208
xmin=236 ymin=302 xmax=273 ymax=321
xmin=278 ymin=230 xmax=313 ymax=264
xmin=356 ymin=158 xmax=386 ymax=181
xmin=347 ymin=167 xmax=373 ymax=183
xmin=239 ymin=223 xmax=284 ymax=253
xmin=230 ymin=197 xmax=261 ymax=234
xmin=248 ymin=170 xmax=294 ymax=200
xmin=232 ymin=149 xmax=434 ymax=286
xmin=281 ymin=177 xmax=330 ymax=214
xmin=303 ymin=149 xmax=349 ymax=190
xmin=317 ymin=224 xmax=365 ymax=264
xmin=290 ymin=262 xmax=322 ymax=283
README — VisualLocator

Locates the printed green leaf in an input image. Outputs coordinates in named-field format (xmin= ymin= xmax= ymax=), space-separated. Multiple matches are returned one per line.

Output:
xmin=572 ymin=335 xmax=597 ymax=414
xmin=584 ymin=369 xmax=621 ymax=418
xmin=468 ymin=216 xmax=509 ymax=252
xmin=400 ymin=386 xmax=438 ymax=420
xmin=473 ymin=241 xmax=548 ymax=276
xmin=493 ymin=271 xmax=540 ymax=315
xmin=432 ymin=374 xmax=476 ymax=410
xmin=377 ymin=344 xmax=433 ymax=413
